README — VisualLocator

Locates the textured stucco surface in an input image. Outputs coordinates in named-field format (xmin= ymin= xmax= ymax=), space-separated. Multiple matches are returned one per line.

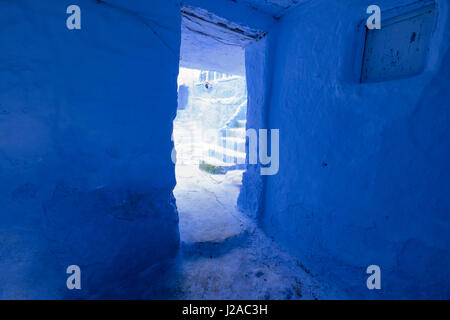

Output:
xmin=0 ymin=0 xmax=181 ymax=298
xmin=238 ymin=37 xmax=275 ymax=220
xmin=259 ymin=0 xmax=450 ymax=298
xmin=1 ymin=0 xmax=449 ymax=300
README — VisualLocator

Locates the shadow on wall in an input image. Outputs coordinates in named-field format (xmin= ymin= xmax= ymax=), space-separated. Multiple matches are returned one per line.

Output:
xmin=256 ymin=0 xmax=450 ymax=299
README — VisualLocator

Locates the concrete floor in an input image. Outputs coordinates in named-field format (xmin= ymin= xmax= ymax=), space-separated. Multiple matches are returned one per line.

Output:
xmin=116 ymin=117 xmax=339 ymax=300
xmin=132 ymin=163 xmax=338 ymax=299
xmin=98 ymin=118 xmax=342 ymax=299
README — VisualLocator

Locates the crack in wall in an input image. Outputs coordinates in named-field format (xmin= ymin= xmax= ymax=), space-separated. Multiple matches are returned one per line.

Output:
xmin=93 ymin=0 xmax=179 ymax=56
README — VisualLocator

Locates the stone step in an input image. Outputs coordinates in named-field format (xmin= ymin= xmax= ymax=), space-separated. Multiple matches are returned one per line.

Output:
xmin=219 ymin=137 xmax=246 ymax=153
xmin=201 ymin=156 xmax=235 ymax=168
xmin=220 ymin=127 xmax=246 ymax=138
xmin=208 ymin=144 xmax=246 ymax=164
xmin=199 ymin=157 xmax=246 ymax=174
xmin=236 ymin=120 xmax=247 ymax=128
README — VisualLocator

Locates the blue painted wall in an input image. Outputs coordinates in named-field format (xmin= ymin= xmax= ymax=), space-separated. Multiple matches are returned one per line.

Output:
xmin=258 ymin=0 xmax=450 ymax=298
xmin=239 ymin=36 xmax=276 ymax=220
xmin=1 ymin=0 xmax=448 ymax=300
xmin=0 ymin=0 xmax=181 ymax=299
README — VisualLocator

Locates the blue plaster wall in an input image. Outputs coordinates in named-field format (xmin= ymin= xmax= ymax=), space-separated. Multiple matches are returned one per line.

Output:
xmin=2 ymin=0 xmax=449 ymax=300
xmin=0 ymin=0 xmax=181 ymax=299
xmin=239 ymin=37 xmax=275 ymax=220
xmin=258 ymin=0 xmax=450 ymax=299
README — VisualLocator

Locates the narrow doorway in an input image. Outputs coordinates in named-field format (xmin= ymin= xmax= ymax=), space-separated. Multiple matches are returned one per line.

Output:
xmin=173 ymin=7 xmax=250 ymax=244
xmin=174 ymin=67 xmax=247 ymax=243
xmin=162 ymin=6 xmax=325 ymax=300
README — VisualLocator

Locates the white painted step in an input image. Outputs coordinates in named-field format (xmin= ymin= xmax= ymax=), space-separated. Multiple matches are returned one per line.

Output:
xmin=201 ymin=156 xmax=236 ymax=168
xmin=219 ymin=137 xmax=245 ymax=153
xmin=221 ymin=127 xmax=246 ymax=138
xmin=236 ymin=120 xmax=247 ymax=128
xmin=208 ymin=144 xmax=246 ymax=164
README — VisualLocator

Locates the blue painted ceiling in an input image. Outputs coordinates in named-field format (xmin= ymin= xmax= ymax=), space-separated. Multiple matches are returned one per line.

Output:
xmin=239 ymin=0 xmax=307 ymax=17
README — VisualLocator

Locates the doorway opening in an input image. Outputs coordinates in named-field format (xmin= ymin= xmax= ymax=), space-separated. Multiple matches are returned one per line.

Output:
xmin=174 ymin=68 xmax=247 ymax=243
xmin=173 ymin=6 xmax=254 ymax=244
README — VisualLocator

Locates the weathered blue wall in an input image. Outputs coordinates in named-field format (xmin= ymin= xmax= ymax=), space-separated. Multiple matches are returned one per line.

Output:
xmin=239 ymin=36 xmax=276 ymax=219
xmin=1 ymin=0 xmax=448 ymax=300
xmin=259 ymin=0 xmax=450 ymax=298
xmin=0 ymin=0 xmax=181 ymax=299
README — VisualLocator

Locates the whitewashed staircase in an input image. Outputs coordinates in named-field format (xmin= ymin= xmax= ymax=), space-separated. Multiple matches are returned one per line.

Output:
xmin=203 ymin=118 xmax=247 ymax=172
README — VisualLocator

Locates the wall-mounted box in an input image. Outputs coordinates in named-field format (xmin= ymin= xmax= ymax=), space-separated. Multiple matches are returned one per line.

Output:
xmin=361 ymin=3 xmax=437 ymax=83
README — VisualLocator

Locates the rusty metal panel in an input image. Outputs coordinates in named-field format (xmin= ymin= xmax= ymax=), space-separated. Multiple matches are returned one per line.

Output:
xmin=361 ymin=3 xmax=436 ymax=83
